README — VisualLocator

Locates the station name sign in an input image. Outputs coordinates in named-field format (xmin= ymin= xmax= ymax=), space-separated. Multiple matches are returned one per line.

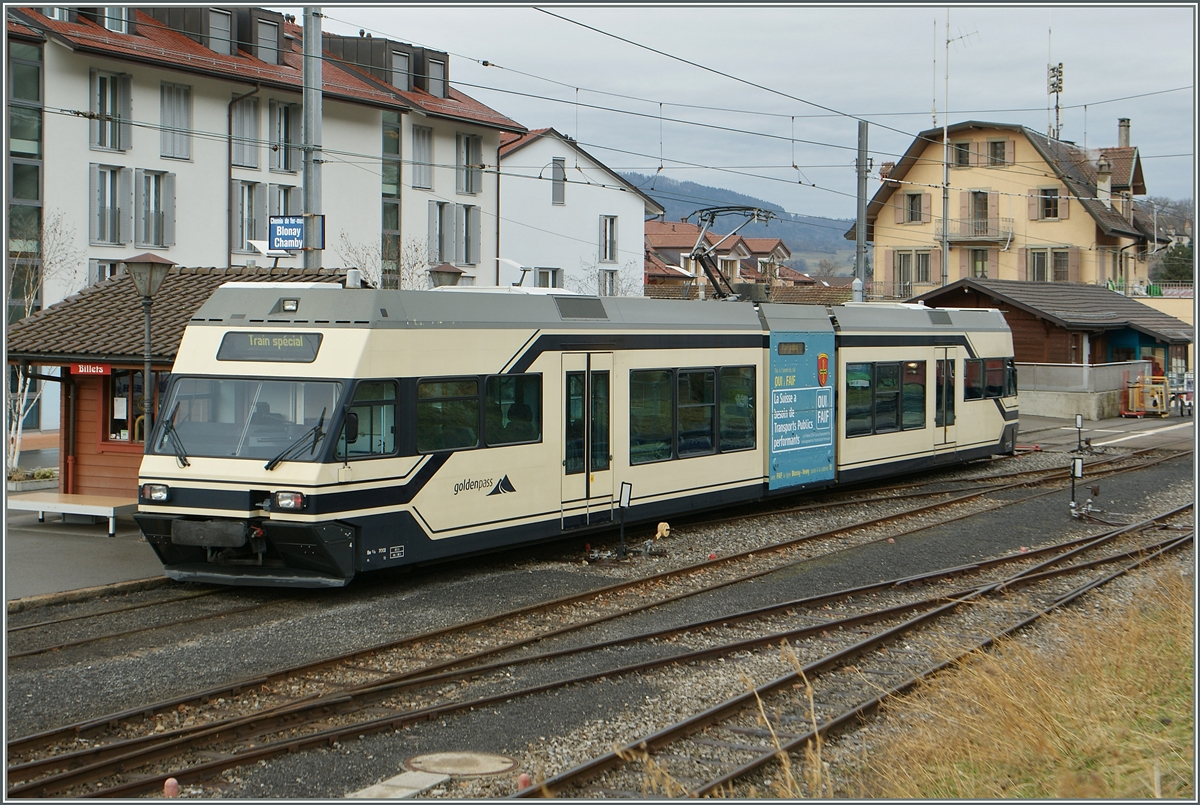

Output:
xmin=269 ymin=215 xmax=325 ymax=252
xmin=72 ymin=363 xmax=111 ymax=375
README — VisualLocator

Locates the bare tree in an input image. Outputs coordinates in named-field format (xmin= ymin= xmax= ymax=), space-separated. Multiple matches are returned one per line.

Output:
xmin=336 ymin=232 xmax=431 ymax=290
xmin=813 ymin=257 xmax=841 ymax=277
xmin=569 ymin=258 xmax=644 ymax=296
xmin=7 ymin=208 xmax=83 ymax=471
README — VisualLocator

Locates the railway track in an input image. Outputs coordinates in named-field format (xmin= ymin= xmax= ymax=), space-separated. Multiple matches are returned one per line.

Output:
xmin=514 ymin=511 xmax=1193 ymax=798
xmin=5 ymin=452 xmax=1190 ymax=797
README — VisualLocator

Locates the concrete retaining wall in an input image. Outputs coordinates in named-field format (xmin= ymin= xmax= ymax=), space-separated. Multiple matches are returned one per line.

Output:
xmin=1018 ymin=390 xmax=1124 ymax=421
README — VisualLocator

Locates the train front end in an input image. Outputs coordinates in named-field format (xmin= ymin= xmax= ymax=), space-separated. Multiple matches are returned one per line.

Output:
xmin=134 ymin=283 xmax=370 ymax=587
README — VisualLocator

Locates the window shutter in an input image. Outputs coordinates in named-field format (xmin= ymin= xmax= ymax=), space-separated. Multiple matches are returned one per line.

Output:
xmin=468 ymin=207 xmax=481 ymax=265
xmin=268 ymin=101 xmax=279 ymax=169
xmin=134 ymin=168 xmax=146 ymax=244
xmin=163 ymin=173 xmax=176 ymax=246
xmin=988 ymin=248 xmax=998 ymax=278
xmin=922 ymin=192 xmax=931 ymax=223
xmin=268 ymin=183 xmax=280 ymax=217
xmin=988 ymin=191 xmax=999 ymax=233
xmin=598 ymin=216 xmax=606 ymax=260
xmin=229 ymin=180 xmax=239 ymax=251
xmin=118 ymin=168 xmax=133 ymax=244
xmin=1068 ymin=246 xmax=1081 ymax=282
xmin=455 ymin=134 xmax=465 ymax=193
xmin=893 ymin=193 xmax=904 ymax=224
xmin=959 ymin=248 xmax=968 ymax=279
xmin=288 ymin=185 xmax=302 ymax=215
xmin=1060 ymin=193 xmax=1069 ymax=219
xmin=288 ymin=105 xmax=300 ymax=170
xmin=160 ymin=84 xmax=171 ymax=156
xmin=1018 ymin=248 xmax=1027 ymax=281
xmin=427 ymin=200 xmax=439 ymax=260
xmin=958 ymin=191 xmax=969 ymax=228
xmin=971 ymin=140 xmax=981 ymax=167
xmin=1008 ymin=140 xmax=1016 ymax=166
xmin=118 ymin=74 xmax=132 ymax=151
xmin=930 ymin=248 xmax=941 ymax=283
xmin=1028 ymin=190 xmax=1038 ymax=220
xmin=454 ymin=204 xmax=465 ymax=263
xmin=89 ymin=70 xmax=100 ymax=145
xmin=256 ymin=183 xmax=268 ymax=242
xmin=611 ymin=217 xmax=618 ymax=260
xmin=471 ymin=136 xmax=482 ymax=194
xmin=89 ymin=164 xmax=100 ymax=241
xmin=883 ymin=250 xmax=893 ymax=287
xmin=180 ymin=86 xmax=191 ymax=159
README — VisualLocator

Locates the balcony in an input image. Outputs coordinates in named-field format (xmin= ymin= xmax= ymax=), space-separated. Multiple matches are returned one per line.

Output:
xmin=935 ymin=217 xmax=1014 ymax=242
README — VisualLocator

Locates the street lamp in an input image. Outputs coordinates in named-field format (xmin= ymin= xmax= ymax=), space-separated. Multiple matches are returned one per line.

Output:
xmin=121 ymin=253 xmax=175 ymax=454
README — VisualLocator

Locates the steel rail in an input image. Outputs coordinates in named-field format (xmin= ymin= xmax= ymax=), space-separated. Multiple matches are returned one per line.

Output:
xmin=5 ymin=589 xmax=224 ymax=634
xmin=512 ymin=508 xmax=1192 ymax=797
xmin=14 ymin=509 xmax=1188 ymax=798
xmin=7 ymin=449 xmax=1188 ymax=763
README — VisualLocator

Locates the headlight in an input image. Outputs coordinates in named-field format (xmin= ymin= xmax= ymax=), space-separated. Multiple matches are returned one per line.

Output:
xmin=140 ymin=483 xmax=170 ymax=502
xmin=274 ymin=491 xmax=305 ymax=510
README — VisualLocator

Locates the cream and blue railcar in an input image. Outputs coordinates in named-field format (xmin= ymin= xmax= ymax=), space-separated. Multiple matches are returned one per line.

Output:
xmin=134 ymin=285 xmax=1016 ymax=588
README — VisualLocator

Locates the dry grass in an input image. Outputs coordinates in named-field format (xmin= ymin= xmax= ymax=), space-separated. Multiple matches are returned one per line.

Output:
xmin=846 ymin=564 xmax=1194 ymax=799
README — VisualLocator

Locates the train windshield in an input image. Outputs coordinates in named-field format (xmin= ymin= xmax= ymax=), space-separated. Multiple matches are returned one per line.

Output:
xmin=152 ymin=377 xmax=343 ymax=461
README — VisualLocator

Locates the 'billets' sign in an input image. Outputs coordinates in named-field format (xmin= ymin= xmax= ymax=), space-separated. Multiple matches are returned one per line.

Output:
xmin=217 ymin=332 xmax=323 ymax=363
xmin=72 ymin=363 xmax=110 ymax=375
xmin=268 ymin=215 xmax=325 ymax=251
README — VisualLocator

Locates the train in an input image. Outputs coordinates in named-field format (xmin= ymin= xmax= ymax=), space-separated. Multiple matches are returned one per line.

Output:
xmin=134 ymin=283 xmax=1019 ymax=587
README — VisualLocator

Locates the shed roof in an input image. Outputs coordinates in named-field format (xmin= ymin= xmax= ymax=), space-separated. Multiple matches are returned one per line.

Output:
xmin=912 ymin=278 xmax=1193 ymax=344
xmin=6 ymin=267 xmax=346 ymax=365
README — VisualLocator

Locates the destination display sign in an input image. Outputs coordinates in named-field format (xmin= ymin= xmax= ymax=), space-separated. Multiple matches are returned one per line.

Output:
xmin=216 ymin=332 xmax=323 ymax=363
xmin=768 ymin=330 xmax=835 ymax=491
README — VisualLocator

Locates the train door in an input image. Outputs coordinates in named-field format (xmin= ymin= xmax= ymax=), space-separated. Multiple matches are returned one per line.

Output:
xmin=561 ymin=353 xmax=613 ymax=529
xmin=935 ymin=348 xmax=957 ymax=447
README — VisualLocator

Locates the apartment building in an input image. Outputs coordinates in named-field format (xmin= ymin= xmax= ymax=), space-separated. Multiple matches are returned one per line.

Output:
xmin=847 ymin=119 xmax=1165 ymax=299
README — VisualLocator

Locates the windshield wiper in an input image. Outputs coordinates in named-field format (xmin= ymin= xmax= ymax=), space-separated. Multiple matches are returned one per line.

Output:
xmin=264 ymin=407 xmax=326 ymax=471
xmin=160 ymin=402 xmax=191 ymax=468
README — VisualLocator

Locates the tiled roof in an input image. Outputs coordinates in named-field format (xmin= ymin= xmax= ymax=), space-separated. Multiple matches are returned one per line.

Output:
xmin=769 ymin=285 xmax=853 ymax=306
xmin=644 ymin=249 xmax=691 ymax=278
xmin=741 ymin=237 xmax=791 ymax=259
xmin=1096 ymin=146 xmax=1145 ymax=193
xmin=645 ymin=220 xmax=746 ymax=253
xmin=12 ymin=8 xmax=524 ymax=130
xmin=7 ymin=267 xmax=346 ymax=364
xmin=7 ymin=16 xmax=44 ymax=39
xmin=913 ymin=278 xmax=1193 ymax=343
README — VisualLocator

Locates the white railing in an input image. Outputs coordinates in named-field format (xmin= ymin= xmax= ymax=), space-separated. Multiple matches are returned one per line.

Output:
xmin=1015 ymin=361 xmax=1151 ymax=393
xmin=934 ymin=217 xmax=1015 ymax=240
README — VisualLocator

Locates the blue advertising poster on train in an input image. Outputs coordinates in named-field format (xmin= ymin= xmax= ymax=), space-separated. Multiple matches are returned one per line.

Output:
xmin=768 ymin=331 xmax=835 ymax=491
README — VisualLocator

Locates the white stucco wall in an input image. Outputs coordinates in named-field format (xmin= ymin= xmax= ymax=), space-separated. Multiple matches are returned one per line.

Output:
xmin=499 ymin=135 xmax=647 ymax=294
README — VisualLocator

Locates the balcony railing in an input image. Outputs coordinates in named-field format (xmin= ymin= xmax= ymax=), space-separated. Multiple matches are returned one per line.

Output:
xmin=935 ymin=217 xmax=1014 ymax=241
xmin=97 ymin=206 xmax=122 ymax=243
xmin=142 ymin=210 xmax=164 ymax=247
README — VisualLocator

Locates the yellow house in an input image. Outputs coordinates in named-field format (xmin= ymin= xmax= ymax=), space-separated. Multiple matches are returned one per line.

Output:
xmin=849 ymin=119 xmax=1166 ymax=299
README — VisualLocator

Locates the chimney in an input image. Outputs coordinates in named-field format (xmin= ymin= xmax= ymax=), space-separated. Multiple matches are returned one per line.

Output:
xmin=1118 ymin=118 xmax=1130 ymax=148
xmin=1096 ymin=155 xmax=1112 ymax=209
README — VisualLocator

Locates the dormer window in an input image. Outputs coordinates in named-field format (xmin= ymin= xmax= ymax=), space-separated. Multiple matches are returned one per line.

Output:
xmin=427 ymin=58 xmax=445 ymax=98
xmin=391 ymin=50 xmax=410 ymax=91
xmin=209 ymin=9 xmax=232 ymax=55
xmin=257 ymin=19 xmax=279 ymax=64
xmin=103 ymin=6 xmax=130 ymax=33
xmin=43 ymin=7 xmax=72 ymax=21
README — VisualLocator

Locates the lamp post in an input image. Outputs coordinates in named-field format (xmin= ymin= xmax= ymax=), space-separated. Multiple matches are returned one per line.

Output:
xmin=121 ymin=254 xmax=175 ymax=454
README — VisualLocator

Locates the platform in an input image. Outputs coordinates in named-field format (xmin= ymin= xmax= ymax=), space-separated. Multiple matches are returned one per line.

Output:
xmin=7 ymin=492 xmax=138 ymax=537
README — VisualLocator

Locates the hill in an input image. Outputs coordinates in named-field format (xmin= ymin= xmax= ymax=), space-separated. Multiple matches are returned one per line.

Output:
xmin=622 ymin=172 xmax=856 ymax=266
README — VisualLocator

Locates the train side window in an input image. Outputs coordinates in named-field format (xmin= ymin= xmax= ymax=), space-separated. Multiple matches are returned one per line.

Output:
xmin=485 ymin=374 xmax=542 ymax=446
xmin=874 ymin=363 xmax=900 ymax=433
xmin=845 ymin=363 xmax=873 ymax=436
xmin=984 ymin=359 xmax=1005 ymax=398
xmin=964 ymin=359 xmax=985 ymax=400
xmin=338 ymin=381 xmax=397 ymax=459
xmin=677 ymin=370 xmax=715 ymax=456
xmin=629 ymin=369 xmax=673 ymax=464
xmin=719 ymin=366 xmax=755 ymax=451
xmin=417 ymin=378 xmax=479 ymax=452
xmin=902 ymin=361 xmax=927 ymax=429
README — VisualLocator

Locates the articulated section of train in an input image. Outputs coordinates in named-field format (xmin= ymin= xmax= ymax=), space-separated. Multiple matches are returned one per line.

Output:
xmin=134 ymin=284 xmax=1018 ymax=587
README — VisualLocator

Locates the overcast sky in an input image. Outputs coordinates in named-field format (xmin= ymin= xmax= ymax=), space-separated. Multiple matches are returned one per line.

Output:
xmin=279 ymin=4 xmax=1196 ymax=220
